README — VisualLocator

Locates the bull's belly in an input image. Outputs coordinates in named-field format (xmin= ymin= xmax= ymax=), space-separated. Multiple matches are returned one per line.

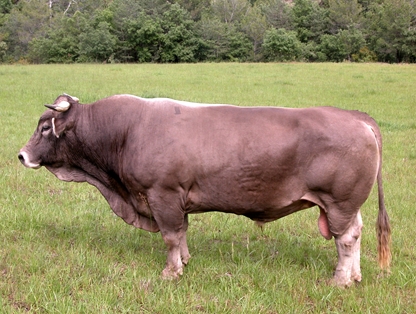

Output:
xmin=242 ymin=199 xmax=316 ymax=222
xmin=186 ymin=195 xmax=316 ymax=223
xmin=183 ymin=169 xmax=314 ymax=219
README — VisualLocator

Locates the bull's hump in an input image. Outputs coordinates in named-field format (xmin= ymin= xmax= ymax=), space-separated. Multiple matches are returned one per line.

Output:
xmin=114 ymin=94 xmax=229 ymax=108
xmin=173 ymin=100 xmax=229 ymax=108
xmin=111 ymin=95 xmax=296 ymax=113
xmin=149 ymin=98 xmax=231 ymax=109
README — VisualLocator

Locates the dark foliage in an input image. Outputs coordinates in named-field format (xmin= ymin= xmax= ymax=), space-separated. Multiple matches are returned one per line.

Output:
xmin=0 ymin=0 xmax=415 ymax=63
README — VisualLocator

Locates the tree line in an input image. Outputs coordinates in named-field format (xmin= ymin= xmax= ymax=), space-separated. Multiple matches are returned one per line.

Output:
xmin=0 ymin=0 xmax=415 ymax=64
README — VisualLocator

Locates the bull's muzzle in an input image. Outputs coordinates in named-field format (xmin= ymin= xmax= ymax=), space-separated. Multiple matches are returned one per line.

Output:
xmin=18 ymin=151 xmax=41 ymax=169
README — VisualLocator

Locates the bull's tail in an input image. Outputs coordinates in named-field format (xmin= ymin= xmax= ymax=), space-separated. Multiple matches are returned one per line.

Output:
xmin=376 ymin=167 xmax=391 ymax=270
xmin=372 ymin=121 xmax=391 ymax=270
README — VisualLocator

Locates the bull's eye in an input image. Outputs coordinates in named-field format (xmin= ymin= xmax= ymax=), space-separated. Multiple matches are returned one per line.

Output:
xmin=41 ymin=125 xmax=51 ymax=132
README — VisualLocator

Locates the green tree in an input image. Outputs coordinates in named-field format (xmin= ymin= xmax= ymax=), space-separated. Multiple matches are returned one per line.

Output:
xmin=211 ymin=0 xmax=250 ymax=24
xmin=0 ymin=0 xmax=12 ymax=15
xmin=338 ymin=28 xmax=366 ymax=60
xmin=159 ymin=4 xmax=203 ymax=62
xmin=0 ymin=0 xmax=10 ymax=62
xmin=29 ymin=5 xmax=117 ymax=64
xmin=126 ymin=4 xmax=202 ymax=63
xmin=263 ymin=28 xmax=302 ymax=61
xmin=241 ymin=4 xmax=268 ymax=57
xmin=292 ymin=0 xmax=329 ymax=43
xmin=258 ymin=0 xmax=293 ymax=30
xmin=2 ymin=0 xmax=416 ymax=63
xmin=351 ymin=46 xmax=377 ymax=62
xmin=198 ymin=16 xmax=252 ymax=61
xmin=78 ymin=21 xmax=117 ymax=62
xmin=126 ymin=13 xmax=163 ymax=62
xmin=2 ymin=0 xmax=50 ymax=60
xmin=29 ymin=13 xmax=88 ymax=63
xmin=366 ymin=0 xmax=416 ymax=62
xmin=106 ymin=0 xmax=144 ymax=62
xmin=0 ymin=40 xmax=6 ymax=61
xmin=50 ymin=0 xmax=109 ymax=17
xmin=328 ymin=0 xmax=363 ymax=33
xmin=106 ymin=0 xmax=172 ymax=61
xmin=318 ymin=33 xmax=347 ymax=61
xmin=356 ymin=0 xmax=378 ymax=13
xmin=174 ymin=0 xmax=211 ymax=20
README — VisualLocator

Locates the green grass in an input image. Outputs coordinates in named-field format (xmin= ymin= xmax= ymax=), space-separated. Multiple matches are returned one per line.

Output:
xmin=1 ymin=63 xmax=416 ymax=313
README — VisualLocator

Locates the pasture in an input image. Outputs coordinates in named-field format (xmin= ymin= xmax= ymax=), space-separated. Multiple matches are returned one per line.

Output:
xmin=1 ymin=63 xmax=415 ymax=313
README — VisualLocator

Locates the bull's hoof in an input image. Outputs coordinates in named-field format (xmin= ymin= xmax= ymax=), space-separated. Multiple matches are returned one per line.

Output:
xmin=182 ymin=254 xmax=191 ymax=265
xmin=161 ymin=267 xmax=183 ymax=280
xmin=331 ymin=277 xmax=353 ymax=288
xmin=331 ymin=269 xmax=362 ymax=287
xmin=351 ymin=272 xmax=362 ymax=283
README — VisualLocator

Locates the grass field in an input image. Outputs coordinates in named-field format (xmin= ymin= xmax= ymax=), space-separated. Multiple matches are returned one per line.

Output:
xmin=1 ymin=63 xmax=415 ymax=313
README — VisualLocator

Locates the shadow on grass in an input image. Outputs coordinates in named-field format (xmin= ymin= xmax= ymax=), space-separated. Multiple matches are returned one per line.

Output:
xmin=34 ymin=213 xmax=336 ymax=281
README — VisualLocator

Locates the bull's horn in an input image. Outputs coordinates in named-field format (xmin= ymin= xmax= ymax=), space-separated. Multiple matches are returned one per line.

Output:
xmin=45 ymin=100 xmax=71 ymax=112
xmin=63 ymin=93 xmax=79 ymax=102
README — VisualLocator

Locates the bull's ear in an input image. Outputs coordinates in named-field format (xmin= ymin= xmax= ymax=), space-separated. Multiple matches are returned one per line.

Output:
xmin=45 ymin=100 xmax=71 ymax=112
xmin=45 ymin=94 xmax=79 ymax=112
xmin=51 ymin=118 xmax=67 ymax=138
xmin=63 ymin=93 xmax=79 ymax=102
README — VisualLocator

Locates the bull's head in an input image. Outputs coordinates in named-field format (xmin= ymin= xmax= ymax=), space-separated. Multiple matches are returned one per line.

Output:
xmin=18 ymin=94 xmax=79 ymax=169
xmin=45 ymin=94 xmax=79 ymax=138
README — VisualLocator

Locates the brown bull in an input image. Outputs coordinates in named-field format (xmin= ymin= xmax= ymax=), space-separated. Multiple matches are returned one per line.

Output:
xmin=18 ymin=94 xmax=391 ymax=286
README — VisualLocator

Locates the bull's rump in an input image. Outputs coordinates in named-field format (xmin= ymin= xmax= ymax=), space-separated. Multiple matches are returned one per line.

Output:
xmin=132 ymin=101 xmax=379 ymax=222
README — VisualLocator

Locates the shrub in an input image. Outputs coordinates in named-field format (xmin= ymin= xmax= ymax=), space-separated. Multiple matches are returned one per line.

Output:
xmin=262 ymin=28 xmax=302 ymax=62
xmin=318 ymin=34 xmax=347 ymax=62
xmin=197 ymin=17 xmax=252 ymax=62
xmin=351 ymin=46 xmax=378 ymax=62
xmin=0 ymin=40 xmax=7 ymax=62
xmin=78 ymin=22 xmax=117 ymax=62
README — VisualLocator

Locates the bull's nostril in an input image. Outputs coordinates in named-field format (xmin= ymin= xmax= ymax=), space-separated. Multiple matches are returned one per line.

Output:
xmin=17 ymin=152 xmax=40 ymax=169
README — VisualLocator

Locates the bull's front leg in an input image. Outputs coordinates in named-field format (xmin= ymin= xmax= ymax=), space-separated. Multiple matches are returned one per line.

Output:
xmin=160 ymin=215 xmax=191 ymax=280
xmin=160 ymin=230 xmax=185 ymax=279
xmin=180 ymin=214 xmax=191 ymax=265
xmin=149 ymin=192 xmax=190 ymax=279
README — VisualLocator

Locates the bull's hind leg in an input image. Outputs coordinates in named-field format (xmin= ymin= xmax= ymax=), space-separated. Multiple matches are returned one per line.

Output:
xmin=333 ymin=210 xmax=363 ymax=287
xmin=351 ymin=211 xmax=363 ymax=282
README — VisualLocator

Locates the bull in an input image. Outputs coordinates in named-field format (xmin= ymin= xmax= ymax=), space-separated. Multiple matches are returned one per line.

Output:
xmin=18 ymin=94 xmax=391 ymax=286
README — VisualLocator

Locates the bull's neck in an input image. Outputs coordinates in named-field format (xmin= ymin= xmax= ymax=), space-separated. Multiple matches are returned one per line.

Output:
xmin=73 ymin=103 xmax=133 ymax=176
